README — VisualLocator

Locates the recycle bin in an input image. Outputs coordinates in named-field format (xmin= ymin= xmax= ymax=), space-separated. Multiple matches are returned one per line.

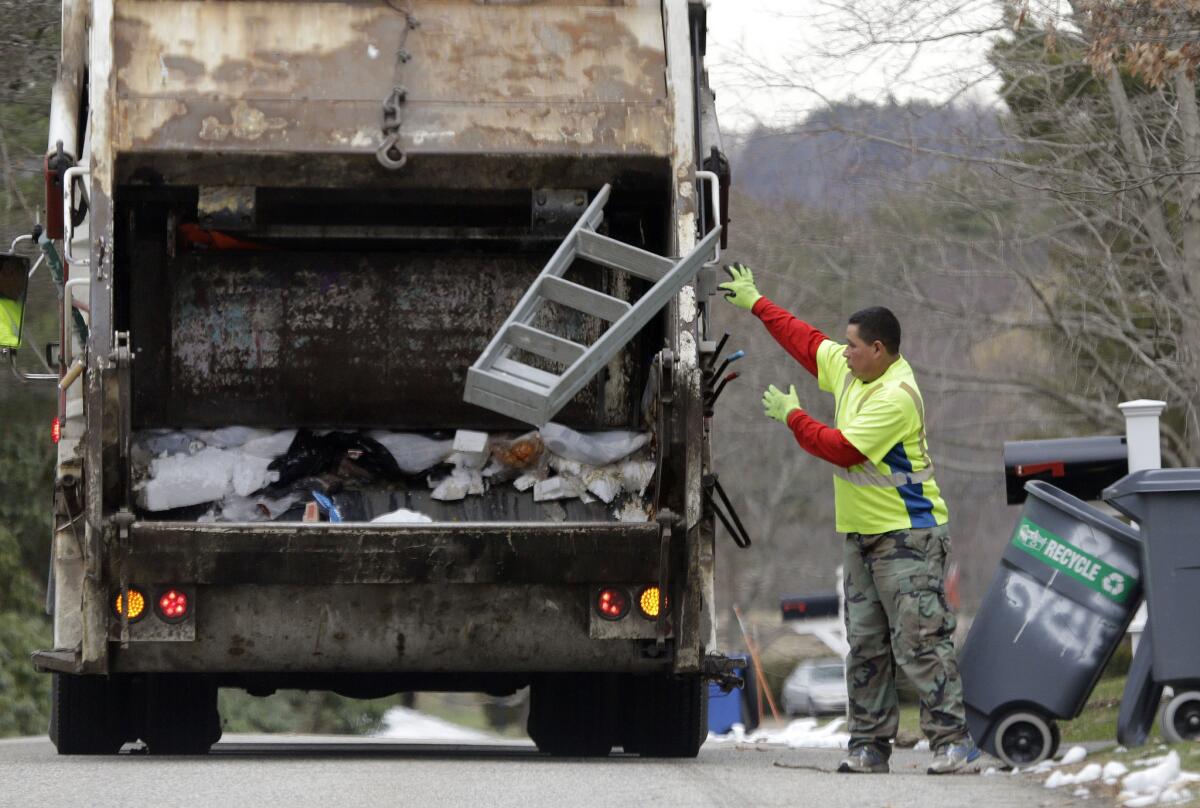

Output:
xmin=960 ymin=480 xmax=1142 ymax=766
xmin=1105 ymin=468 xmax=1200 ymax=743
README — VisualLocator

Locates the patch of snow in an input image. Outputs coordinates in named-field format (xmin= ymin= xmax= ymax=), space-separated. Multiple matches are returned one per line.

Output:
xmin=706 ymin=717 xmax=849 ymax=750
xmin=374 ymin=706 xmax=502 ymax=743
xmin=1105 ymin=762 xmax=1131 ymax=780
xmin=1073 ymin=787 xmax=1091 ymax=799
xmin=1117 ymin=751 xmax=1200 ymax=806
xmin=983 ymin=767 xmax=999 ymax=776
xmin=1060 ymin=746 xmax=1088 ymax=765
xmin=1046 ymin=763 xmax=1101 ymax=788
xmin=913 ymin=739 xmax=930 ymax=752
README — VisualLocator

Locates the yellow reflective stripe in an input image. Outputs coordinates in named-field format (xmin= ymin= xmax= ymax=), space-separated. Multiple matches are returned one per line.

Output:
xmin=835 ymin=372 xmax=854 ymax=422
xmin=833 ymin=465 xmax=936 ymax=488
xmin=897 ymin=381 xmax=931 ymax=466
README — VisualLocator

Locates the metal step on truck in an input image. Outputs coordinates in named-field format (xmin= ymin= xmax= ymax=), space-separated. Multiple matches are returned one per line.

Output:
xmin=3 ymin=0 xmax=749 ymax=756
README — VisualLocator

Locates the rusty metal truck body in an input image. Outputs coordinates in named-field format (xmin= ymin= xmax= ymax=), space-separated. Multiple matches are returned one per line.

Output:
xmin=34 ymin=0 xmax=733 ymax=756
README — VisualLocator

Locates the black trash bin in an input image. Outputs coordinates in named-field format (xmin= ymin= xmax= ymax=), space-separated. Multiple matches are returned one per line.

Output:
xmin=960 ymin=480 xmax=1142 ymax=766
xmin=1105 ymin=468 xmax=1200 ymax=743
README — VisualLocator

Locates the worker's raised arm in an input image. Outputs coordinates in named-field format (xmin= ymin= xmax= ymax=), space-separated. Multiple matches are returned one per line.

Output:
xmin=719 ymin=263 xmax=829 ymax=377
xmin=751 ymin=298 xmax=828 ymax=377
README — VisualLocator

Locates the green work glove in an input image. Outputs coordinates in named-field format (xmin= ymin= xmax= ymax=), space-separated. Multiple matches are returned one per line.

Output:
xmin=762 ymin=384 xmax=801 ymax=424
xmin=719 ymin=263 xmax=762 ymax=310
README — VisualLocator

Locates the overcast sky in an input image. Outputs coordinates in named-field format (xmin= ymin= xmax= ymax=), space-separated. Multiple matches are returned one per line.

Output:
xmin=704 ymin=0 xmax=1002 ymax=131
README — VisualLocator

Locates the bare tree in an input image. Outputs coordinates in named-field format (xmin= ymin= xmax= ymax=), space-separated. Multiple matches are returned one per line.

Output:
xmin=727 ymin=1 xmax=1200 ymax=466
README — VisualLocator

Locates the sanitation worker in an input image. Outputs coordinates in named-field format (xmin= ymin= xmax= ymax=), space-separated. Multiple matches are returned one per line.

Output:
xmin=719 ymin=263 xmax=978 ymax=775
xmin=0 ymin=260 xmax=23 ymax=349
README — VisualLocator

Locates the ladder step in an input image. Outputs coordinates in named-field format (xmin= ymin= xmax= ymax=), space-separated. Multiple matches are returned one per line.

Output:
xmin=492 ymin=356 xmax=560 ymax=389
xmin=505 ymin=322 xmax=586 ymax=366
xmin=465 ymin=367 xmax=550 ymax=417
xmin=576 ymin=230 xmax=674 ymax=282
xmin=539 ymin=275 xmax=631 ymax=322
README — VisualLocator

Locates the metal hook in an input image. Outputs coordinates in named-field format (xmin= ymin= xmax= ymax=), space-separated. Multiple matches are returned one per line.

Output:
xmin=376 ymin=133 xmax=408 ymax=170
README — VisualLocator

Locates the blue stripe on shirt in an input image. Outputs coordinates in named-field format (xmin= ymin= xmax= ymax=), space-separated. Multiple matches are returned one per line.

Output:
xmin=881 ymin=442 xmax=937 ymax=529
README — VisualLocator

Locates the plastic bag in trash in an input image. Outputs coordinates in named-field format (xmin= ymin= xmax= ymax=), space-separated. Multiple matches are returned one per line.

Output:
xmin=270 ymin=430 xmax=403 ymax=486
xmin=138 ymin=447 xmax=278 ymax=511
xmin=539 ymin=423 xmax=649 ymax=466
xmin=372 ymin=507 xmax=434 ymax=524
xmin=491 ymin=432 xmax=545 ymax=470
xmin=310 ymin=489 xmax=343 ymax=523
xmin=135 ymin=430 xmax=205 ymax=457
xmin=368 ymin=432 xmax=454 ymax=474
xmin=240 ymin=429 xmax=299 ymax=459
xmin=185 ymin=426 xmax=275 ymax=449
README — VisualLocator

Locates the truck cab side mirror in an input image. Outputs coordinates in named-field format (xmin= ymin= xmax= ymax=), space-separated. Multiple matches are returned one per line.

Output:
xmin=0 ymin=252 xmax=31 ymax=351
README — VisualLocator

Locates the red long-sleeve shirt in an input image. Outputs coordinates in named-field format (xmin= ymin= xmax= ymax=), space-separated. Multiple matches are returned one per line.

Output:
xmin=752 ymin=298 xmax=869 ymax=469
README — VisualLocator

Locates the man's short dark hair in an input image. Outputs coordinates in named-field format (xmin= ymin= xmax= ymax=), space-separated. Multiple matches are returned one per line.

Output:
xmin=848 ymin=306 xmax=901 ymax=355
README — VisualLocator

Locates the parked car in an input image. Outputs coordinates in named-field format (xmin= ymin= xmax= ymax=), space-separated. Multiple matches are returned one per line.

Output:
xmin=782 ymin=658 xmax=848 ymax=716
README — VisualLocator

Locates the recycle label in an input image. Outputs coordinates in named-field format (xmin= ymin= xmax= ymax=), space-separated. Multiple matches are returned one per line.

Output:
xmin=1011 ymin=517 xmax=1137 ymax=604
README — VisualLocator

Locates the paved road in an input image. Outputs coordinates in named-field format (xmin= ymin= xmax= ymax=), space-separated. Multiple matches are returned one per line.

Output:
xmin=0 ymin=735 xmax=1089 ymax=808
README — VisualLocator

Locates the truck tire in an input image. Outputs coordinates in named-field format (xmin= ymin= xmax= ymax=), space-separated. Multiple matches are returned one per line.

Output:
xmin=141 ymin=675 xmax=222 ymax=755
xmin=527 ymin=674 xmax=614 ymax=757
xmin=49 ymin=673 xmax=129 ymax=755
xmin=624 ymin=673 xmax=707 ymax=758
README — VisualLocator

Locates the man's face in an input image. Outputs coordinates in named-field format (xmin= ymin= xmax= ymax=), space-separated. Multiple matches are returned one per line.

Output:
xmin=843 ymin=324 xmax=884 ymax=382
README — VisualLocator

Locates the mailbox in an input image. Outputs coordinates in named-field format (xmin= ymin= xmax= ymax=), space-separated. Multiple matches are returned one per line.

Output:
xmin=1004 ymin=435 xmax=1127 ymax=505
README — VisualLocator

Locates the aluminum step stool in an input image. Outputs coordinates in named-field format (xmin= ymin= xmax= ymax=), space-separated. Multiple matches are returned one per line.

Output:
xmin=464 ymin=183 xmax=722 ymax=426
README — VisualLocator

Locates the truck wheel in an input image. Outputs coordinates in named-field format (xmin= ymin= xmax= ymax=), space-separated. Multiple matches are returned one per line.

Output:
xmin=625 ymin=673 xmax=707 ymax=758
xmin=527 ymin=674 xmax=614 ymax=757
xmin=1161 ymin=691 xmax=1200 ymax=743
xmin=141 ymin=675 xmax=222 ymax=755
xmin=993 ymin=709 xmax=1058 ymax=767
xmin=49 ymin=673 xmax=129 ymax=755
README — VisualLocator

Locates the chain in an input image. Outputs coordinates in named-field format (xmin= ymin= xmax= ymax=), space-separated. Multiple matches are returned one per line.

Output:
xmin=377 ymin=1 xmax=419 ymax=170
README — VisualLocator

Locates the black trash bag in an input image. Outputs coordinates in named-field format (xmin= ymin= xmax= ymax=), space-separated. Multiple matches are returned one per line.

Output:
xmin=335 ymin=433 xmax=404 ymax=481
xmin=269 ymin=429 xmax=404 ymax=487
xmin=269 ymin=429 xmax=342 ymax=486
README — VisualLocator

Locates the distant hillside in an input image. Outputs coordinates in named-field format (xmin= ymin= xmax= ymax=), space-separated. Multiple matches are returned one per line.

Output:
xmin=730 ymin=100 xmax=1004 ymax=212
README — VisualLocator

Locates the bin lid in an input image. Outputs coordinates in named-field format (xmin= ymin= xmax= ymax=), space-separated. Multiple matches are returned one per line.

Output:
xmin=1026 ymin=479 xmax=1140 ymax=545
xmin=1104 ymin=469 xmax=1200 ymax=523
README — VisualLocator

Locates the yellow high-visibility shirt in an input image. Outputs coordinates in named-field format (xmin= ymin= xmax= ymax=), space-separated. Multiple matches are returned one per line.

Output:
xmin=0 ymin=296 xmax=21 ymax=348
xmin=816 ymin=340 xmax=949 ymax=534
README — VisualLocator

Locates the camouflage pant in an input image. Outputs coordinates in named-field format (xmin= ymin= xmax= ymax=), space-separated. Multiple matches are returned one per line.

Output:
xmin=843 ymin=524 xmax=968 ymax=754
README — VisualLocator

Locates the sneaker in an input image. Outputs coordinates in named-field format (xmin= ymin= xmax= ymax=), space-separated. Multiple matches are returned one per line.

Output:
xmin=837 ymin=745 xmax=890 ymax=774
xmin=927 ymin=739 xmax=981 ymax=775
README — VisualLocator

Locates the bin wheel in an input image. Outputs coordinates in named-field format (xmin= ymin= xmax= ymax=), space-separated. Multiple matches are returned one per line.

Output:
xmin=994 ymin=710 xmax=1059 ymax=767
xmin=1161 ymin=691 xmax=1200 ymax=743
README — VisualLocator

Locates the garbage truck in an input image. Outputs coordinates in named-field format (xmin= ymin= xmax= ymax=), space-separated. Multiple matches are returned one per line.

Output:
xmin=17 ymin=0 xmax=744 ymax=756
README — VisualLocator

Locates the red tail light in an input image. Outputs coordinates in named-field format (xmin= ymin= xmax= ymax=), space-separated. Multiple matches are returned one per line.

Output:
xmin=51 ymin=418 xmax=61 ymax=444
xmin=595 ymin=587 xmax=629 ymax=620
xmin=156 ymin=588 xmax=190 ymax=622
